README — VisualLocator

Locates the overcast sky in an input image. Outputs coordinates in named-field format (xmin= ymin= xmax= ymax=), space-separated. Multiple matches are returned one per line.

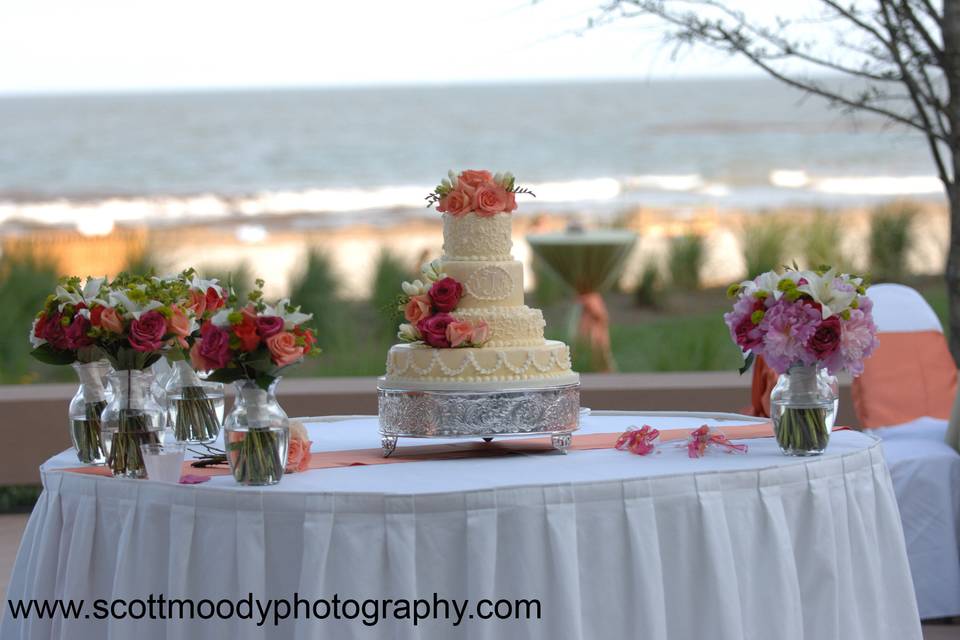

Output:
xmin=1 ymin=0 xmax=808 ymax=94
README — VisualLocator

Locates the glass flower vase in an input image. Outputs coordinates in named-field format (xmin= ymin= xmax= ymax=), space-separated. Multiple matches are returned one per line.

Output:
xmin=165 ymin=360 xmax=224 ymax=444
xmin=68 ymin=360 xmax=112 ymax=464
xmin=770 ymin=364 xmax=839 ymax=456
xmin=101 ymin=370 xmax=166 ymax=478
xmin=224 ymin=379 xmax=289 ymax=486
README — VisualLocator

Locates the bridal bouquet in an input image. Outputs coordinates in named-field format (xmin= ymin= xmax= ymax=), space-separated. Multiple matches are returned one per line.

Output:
xmin=30 ymin=276 xmax=111 ymax=463
xmin=190 ymin=281 xmax=319 ymax=485
xmin=395 ymin=260 xmax=490 ymax=348
xmin=725 ymin=267 xmax=879 ymax=454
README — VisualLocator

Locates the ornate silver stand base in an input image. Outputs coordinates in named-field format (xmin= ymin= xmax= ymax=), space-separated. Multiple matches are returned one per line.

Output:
xmin=377 ymin=382 xmax=580 ymax=457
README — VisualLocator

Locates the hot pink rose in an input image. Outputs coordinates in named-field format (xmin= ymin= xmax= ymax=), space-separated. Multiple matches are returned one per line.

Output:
xmin=40 ymin=312 xmax=70 ymax=350
xmin=437 ymin=188 xmax=473 ymax=216
xmin=404 ymin=294 xmax=432 ymax=324
xmin=167 ymin=305 xmax=192 ymax=348
xmin=428 ymin=277 xmax=463 ymax=312
xmin=445 ymin=320 xmax=474 ymax=348
xmin=266 ymin=331 xmax=304 ymax=367
xmin=470 ymin=320 xmax=491 ymax=345
xmin=417 ymin=313 xmax=454 ymax=348
xmin=256 ymin=316 xmax=285 ymax=338
xmin=65 ymin=315 xmax=93 ymax=349
xmin=192 ymin=322 xmax=232 ymax=370
xmin=129 ymin=310 xmax=168 ymax=353
xmin=808 ymin=316 xmax=842 ymax=359
xmin=458 ymin=170 xmax=493 ymax=187
xmin=99 ymin=307 xmax=124 ymax=334
xmin=472 ymin=183 xmax=509 ymax=217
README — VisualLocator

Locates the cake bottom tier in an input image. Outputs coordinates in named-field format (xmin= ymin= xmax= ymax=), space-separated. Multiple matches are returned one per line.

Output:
xmin=383 ymin=340 xmax=578 ymax=391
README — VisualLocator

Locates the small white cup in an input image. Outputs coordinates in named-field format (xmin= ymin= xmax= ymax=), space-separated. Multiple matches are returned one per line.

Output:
xmin=140 ymin=443 xmax=186 ymax=483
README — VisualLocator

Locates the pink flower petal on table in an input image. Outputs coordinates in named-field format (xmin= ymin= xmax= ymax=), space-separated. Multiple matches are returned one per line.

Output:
xmin=179 ymin=474 xmax=210 ymax=485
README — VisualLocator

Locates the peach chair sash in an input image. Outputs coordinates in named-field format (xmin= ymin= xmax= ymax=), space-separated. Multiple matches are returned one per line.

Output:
xmin=746 ymin=356 xmax=779 ymax=419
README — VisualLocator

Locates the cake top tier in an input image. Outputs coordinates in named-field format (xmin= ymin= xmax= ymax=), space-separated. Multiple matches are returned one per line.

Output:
xmin=427 ymin=169 xmax=534 ymax=261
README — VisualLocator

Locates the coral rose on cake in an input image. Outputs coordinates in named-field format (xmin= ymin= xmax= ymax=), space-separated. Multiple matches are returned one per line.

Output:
xmin=404 ymin=294 xmax=432 ymax=324
xmin=428 ymin=277 xmax=463 ymax=313
xmin=266 ymin=331 xmax=304 ymax=367
xmin=458 ymin=169 xmax=493 ymax=187
xmin=437 ymin=188 xmax=473 ymax=216
xmin=470 ymin=320 xmax=491 ymax=346
xmin=446 ymin=320 xmax=475 ymax=348
xmin=472 ymin=183 xmax=509 ymax=217
xmin=128 ymin=310 xmax=168 ymax=353
xmin=418 ymin=313 xmax=454 ymax=348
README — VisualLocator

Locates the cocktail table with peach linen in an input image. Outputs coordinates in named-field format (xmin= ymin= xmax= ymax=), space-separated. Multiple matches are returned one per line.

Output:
xmin=1 ymin=412 xmax=921 ymax=640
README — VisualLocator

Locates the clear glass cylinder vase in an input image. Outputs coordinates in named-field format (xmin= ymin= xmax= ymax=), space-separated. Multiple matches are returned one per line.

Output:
xmin=770 ymin=364 xmax=839 ymax=456
xmin=101 ymin=369 xmax=166 ymax=478
xmin=224 ymin=379 xmax=289 ymax=486
xmin=68 ymin=360 xmax=112 ymax=464
xmin=165 ymin=360 xmax=224 ymax=444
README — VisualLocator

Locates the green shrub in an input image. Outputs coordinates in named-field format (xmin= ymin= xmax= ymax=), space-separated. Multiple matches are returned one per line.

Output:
xmin=288 ymin=250 xmax=346 ymax=348
xmin=803 ymin=210 xmax=845 ymax=270
xmin=199 ymin=262 xmax=254 ymax=301
xmin=869 ymin=202 xmax=916 ymax=282
xmin=742 ymin=217 xmax=788 ymax=278
xmin=370 ymin=250 xmax=412 ymax=336
xmin=0 ymin=251 xmax=61 ymax=384
xmin=668 ymin=234 xmax=705 ymax=290
xmin=121 ymin=247 xmax=163 ymax=276
xmin=633 ymin=260 xmax=663 ymax=308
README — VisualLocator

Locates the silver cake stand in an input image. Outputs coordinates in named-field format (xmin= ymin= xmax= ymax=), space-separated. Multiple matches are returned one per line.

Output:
xmin=377 ymin=382 xmax=580 ymax=457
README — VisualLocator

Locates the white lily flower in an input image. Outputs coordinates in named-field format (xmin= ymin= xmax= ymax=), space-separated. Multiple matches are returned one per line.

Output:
xmin=28 ymin=319 xmax=45 ymax=348
xmin=268 ymin=298 xmax=313 ymax=329
xmin=81 ymin=276 xmax=106 ymax=300
xmin=107 ymin=289 xmax=163 ymax=319
xmin=798 ymin=268 xmax=856 ymax=318
xmin=55 ymin=285 xmax=83 ymax=307
xmin=740 ymin=271 xmax=781 ymax=299
xmin=190 ymin=275 xmax=223 ymax=295
xmin=210 ymin=309 xmax=232 ymax=327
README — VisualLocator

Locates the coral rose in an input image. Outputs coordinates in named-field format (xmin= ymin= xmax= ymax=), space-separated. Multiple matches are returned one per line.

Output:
xmin=458 ymin=170 xmax=493 ymax=187
xmin=167 ymin=305 xmax=192 ymax=349
xmin=428 ymin=277 xmax=463 ymax=313
xmin=204 ymin=287 xmax=224 ymax=313
xmin=186 ymin=289 xmax=207 ymax=317
xmin=256 ymin=316 xmax=284 ymax=338
xmin=470 ymin=320 xmax=491 ymax=345
xmin=472 ymin=183 xmax=508 ymax=217
xmin=445 ymin=320 xmax=474 ymax=348
xmin=503 ymin=189 xmax=517 ymax=213
xmin=285 ymin=421 xmax=312 ymax=473
xmin=417 ymin=313 xmax=454 ymax=348
xmin=404 ymin=294 xmax=432 ymax=324
xmin=437 ymin=189 xmax=473 ymax=216
xmin=129 ymin=310 xmax=168 ymax=352
xmin=232 ymin=314 xmax=261 ymax=352
xmin=99 ymin=307 xmax=124 ymax=334
xmin=266 ymin=331 xmax=304 ymax=367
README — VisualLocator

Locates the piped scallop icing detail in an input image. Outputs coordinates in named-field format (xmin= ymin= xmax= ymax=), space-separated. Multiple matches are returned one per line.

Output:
xmin=442 ymin=212 xmax=513 ymax=261
xmin=385 ymin=341 xmax=573 ymax=382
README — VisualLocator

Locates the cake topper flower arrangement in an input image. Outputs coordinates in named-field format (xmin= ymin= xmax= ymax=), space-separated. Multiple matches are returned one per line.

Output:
xmin=425 ymin=169 xmax=534 ymax=215
xmin=395 ymin=260 xmax=490 ymax=348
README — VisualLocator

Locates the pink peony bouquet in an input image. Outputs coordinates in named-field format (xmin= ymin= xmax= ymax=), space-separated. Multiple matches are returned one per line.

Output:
xmin=396 ymin=260 xmax=490 ymax=348
xmin=426 ymin=169 xmax=533 ymax=216
xmin=724 ymin=267 xmax=879 ymax=376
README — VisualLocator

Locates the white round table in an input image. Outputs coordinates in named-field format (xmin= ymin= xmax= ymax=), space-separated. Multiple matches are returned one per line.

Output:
xmin=1 ymin=412 xmax=921 ymax=640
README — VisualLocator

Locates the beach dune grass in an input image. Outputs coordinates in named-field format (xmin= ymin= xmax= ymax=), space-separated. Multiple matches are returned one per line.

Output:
xmin=742 ymin=216 xmax=789 ymax=279
xmin=803 ymin=210 xmax=846 ymax=271
xmin=0 ymin=250 xmax=61 ymax=384
xmin=633 ymin=261 xmax=663 ymax=309
xmin=869 ymin=202 xmax=916 ymax=283
xmin=668 ymin=234 xmax=705 ymax=290
xmin=370 ymin=250 xmax=413 ymax=337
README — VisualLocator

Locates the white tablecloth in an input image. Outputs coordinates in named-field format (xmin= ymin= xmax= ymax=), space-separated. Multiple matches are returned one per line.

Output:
xmin=1 ymin=412 xmax=921 ymax=639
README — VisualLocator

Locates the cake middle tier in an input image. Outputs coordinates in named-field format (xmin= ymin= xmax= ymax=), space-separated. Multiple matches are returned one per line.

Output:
xmin=441 ymin=259 xmax=524 ymax=310
xmin=451 ymin=305 xmax=545 ymax=347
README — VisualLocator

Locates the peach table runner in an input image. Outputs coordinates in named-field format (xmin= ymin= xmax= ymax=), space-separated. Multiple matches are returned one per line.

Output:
xmin=59 ymin=422 xmax=776 ymax=479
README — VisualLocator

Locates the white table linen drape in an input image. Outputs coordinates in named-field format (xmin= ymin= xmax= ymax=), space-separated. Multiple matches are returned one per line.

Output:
xmin=1 ymin=413 xmax=921 ymax=640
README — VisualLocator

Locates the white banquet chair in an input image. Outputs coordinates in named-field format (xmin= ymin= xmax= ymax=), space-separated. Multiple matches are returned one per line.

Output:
xmin=857 ymin=283 xmax=960 ymax=619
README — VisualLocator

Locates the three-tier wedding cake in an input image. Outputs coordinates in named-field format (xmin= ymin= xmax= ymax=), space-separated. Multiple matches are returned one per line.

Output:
xmin=377 ymin=170 xmax=580 ymax=454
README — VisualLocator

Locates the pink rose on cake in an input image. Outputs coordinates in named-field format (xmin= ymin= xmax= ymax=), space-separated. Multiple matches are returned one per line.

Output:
xmin=404 ymin=294 xmax=432 ymax=324
xmin=437 ymin=188 xmax=472 ymax=216
xmin=428 ymin=277 xmax=463 ymax=313
xmin=446 ymin=320 xmax=474 ymax=348
xmin=469 ymin=320 xmax=491 ymax=346
xmin=418 ymin=313 xmax=455 ymax=348
xmin=458 ymin=170 xmax=493 ymax=188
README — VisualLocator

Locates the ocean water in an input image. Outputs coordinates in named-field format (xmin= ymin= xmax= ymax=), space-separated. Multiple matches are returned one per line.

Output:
xmin=0 ymin=77 xmax=942 ymax=233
